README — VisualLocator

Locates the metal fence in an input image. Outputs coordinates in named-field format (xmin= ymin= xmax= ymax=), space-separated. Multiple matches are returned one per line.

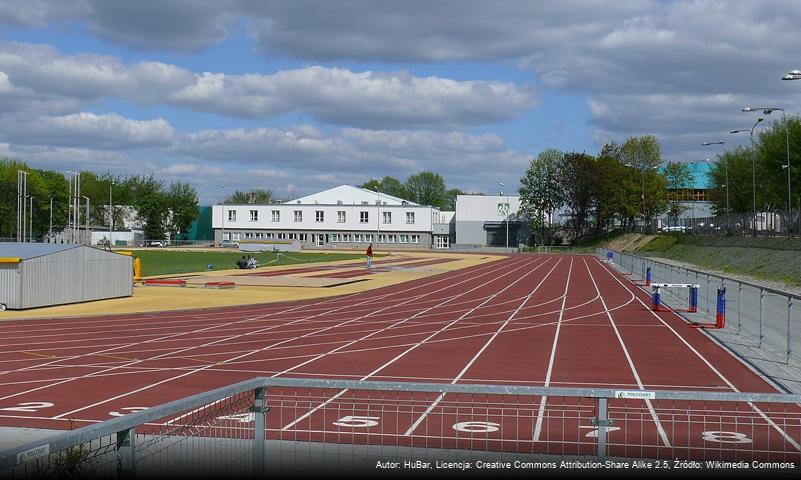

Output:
xmin=659 ymin=209 xmax=801 ymax=237
xmin=1 ymin=378 xmax=799 ymax=478
xmin=598 ymin=249 xmax=801 ymax=373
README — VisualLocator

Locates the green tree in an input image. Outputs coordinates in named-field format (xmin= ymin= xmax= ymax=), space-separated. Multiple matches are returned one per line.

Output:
xmin=755 ymin=116 xmax=801 ymax=214
xmin=707 ymin=147 xmax=756 ymax=215
xmin=224 ymin=188 xmax=275 ymax=204
xmin=663 ymin=161 xmax=693 ymax=226
xmin=620 ymin=135 xmax=666 ymax=231
xmin=518 ymin=149 xmax=565 ymax=245
xmin=445 ymin=188 xmax=464 ymax=211
xmin=165 ymin=182 xmax=199 ymax=238
xmin=560 ymin=152 xmax=596 ymax=242
xmin=405 ymin=171 xmax=447 ymax=208
xmin=127 ymin=175 xmax=167 ymax=240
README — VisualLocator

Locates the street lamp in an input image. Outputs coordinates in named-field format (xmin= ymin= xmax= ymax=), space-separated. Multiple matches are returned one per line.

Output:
xmin=782 ymin=69 xmax=801 ymax=81
xmin=743 ymin=107 xmax=792 ymax=236
xmin=108 ymin=181 xmax=115 ymax=245
xmin=731 ymin=117 xmax=764 ymax=236
xmin=702 ymin=141 xmax=729 ymax=233
xmin=82 ymin=196 xmax=90 ymax=245
xmin=220 ymin=184 xmax=226 ymax=246
xmin=500 ymin=182 xmax=509 ymax=253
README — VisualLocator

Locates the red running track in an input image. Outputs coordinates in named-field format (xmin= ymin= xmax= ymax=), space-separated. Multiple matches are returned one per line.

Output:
xmin=0 ymin=254 xmax=798 ymax=462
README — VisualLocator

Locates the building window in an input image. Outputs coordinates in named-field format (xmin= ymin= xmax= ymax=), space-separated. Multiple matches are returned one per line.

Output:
xmin=271 ymin=210 xmax=280 ymax=222
xmin=388 ymin=234 xmax=397 ymax=243
xmin=360 ymin=211 xmax=369 ymax=223
xmin=355 ymin=234 xmax=363 ymax=243
xmin=378 ymin=234 xmax=386 ymax=243
xmin=366 ymin=234 xmax=373 ymax=243
xmin=294 ymin=210 xmax=302 ymax=222
xmin=299 ymin=233 xmax=307 ymax=241
xmin=406 ymin=212 xmax=414 ymax=224
xmin=289 ymin=233 xmax=296 ymax=240
xmin=435 ymin=236 xmax=448 ymax=248
xmin=250 ymin=210 xmax=258 ymax=222
xmin=411 ymin=235 xmax=420 ymax=244
xmin=343 ymin=234 xmax=352 ymax=242
xmin=331 ymin=234 xmax=340 ymax=243
xmin=337 ymin=211 xmax=346 ymax=223
xmin=256 ymin=233 xmax=263 ymax=239
xmin=383 ymin=211 xmax=391 ymax=224
xmin=278 ymin=233 xmax=286 ymax=239
xmin=266 ymin=232 xmax=274 ymax=239
xmin=316 ymin=211 xmax=324 ymax=222
xmin=244 ymin=232 xmax=253 ymax=239
xmin=227 ymin=210 xmax=236 ymax=222
xmin=361 ymin=201 xmax=369 ymax=205
xmin=232 ymin=233 xmax=241 ymax=241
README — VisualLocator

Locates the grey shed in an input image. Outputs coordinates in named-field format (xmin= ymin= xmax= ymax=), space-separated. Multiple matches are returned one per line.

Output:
xmin=0 ymin=243 xmax=133 ymax=311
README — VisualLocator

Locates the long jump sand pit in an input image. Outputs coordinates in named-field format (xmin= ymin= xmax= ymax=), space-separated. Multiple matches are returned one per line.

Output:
xmin=184 ymin=274 xmax=363 ymax=288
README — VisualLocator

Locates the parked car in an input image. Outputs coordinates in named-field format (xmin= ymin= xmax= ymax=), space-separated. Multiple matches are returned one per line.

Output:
xmin=219 ymin=239 xmax=240 ymax=248
xmin=147 ymin=240 xmax=165 ymax=247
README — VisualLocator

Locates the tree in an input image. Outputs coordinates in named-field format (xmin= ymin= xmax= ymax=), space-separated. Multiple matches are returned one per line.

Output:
xmin=518 ymin=149 xmax=565 ymax=245
xmin=165 ymin=181 xmax=199 ymax=237
xmin=127 ymin=175 xmax=167 ymax=240
xmin=620 ymin=135 xmax=666 ymax=231
xmin=405 ymin=171 xmax=447 ymax=208
xmin=560 ymin=152 xmax=596 ymax=242
xmin=663 ymin=161 xmax=693 ymax=226
xmin=445 ymin=188 xmax=464 ymax=211
xmin=224 ymin=188 xmax=275 ymax=204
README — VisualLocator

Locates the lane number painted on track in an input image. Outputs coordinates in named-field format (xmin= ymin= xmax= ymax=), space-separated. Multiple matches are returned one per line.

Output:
xmin=452 ymin=421 xmax=500 ymax=433
xmin=333 ymin=416 xmax=380 ymax=428
xmin=109 ymin=407 xmax=149 ymax=417
xmin=702 ymin=431 xmax=752 ymax=444
xmin=579 ymin=426 xmax=622 ymax=438
xmin=0 ymin=402 xmax=54 ymax=412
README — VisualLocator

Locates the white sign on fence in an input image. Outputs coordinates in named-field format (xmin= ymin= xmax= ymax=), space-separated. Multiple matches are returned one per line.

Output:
xmin=615 ymin=390 xmax=656 ymax=400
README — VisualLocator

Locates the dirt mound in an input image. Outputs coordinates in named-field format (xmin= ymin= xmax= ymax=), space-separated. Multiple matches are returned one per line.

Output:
xmin=605 ymin=233 xmax=658 ymax=252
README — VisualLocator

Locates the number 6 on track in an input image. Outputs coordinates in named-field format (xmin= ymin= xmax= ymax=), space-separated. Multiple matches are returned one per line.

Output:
xmin=452 ymin=421 xmax=500 ymax=433
xmin=333 ymin=416 xmax=380 ymax=428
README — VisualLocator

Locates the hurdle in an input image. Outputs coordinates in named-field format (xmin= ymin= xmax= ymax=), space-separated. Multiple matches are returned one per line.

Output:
xmin=690 ymin=287 xmax=726 ymax=329
xmin=650 ymin=283 xmax=699 ymax=313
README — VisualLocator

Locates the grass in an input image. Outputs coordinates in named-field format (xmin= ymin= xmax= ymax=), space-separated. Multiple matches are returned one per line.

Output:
xmin=638 ymin=235 xmax=678 ymax=252
xmin=130 ymin=250 xmax=377 ymax=277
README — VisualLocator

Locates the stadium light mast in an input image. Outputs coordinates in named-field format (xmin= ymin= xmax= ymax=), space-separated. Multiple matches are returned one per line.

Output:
xmin=220 ymin=184 xmax=226 ymax=246
xmin=500 ymin=182 xmax=509 ymax=254
xmin=702 ymin=141 xmax=729 ymax=233
xmin=108 ymin=180 xmax=115 ymax=245
xmin=82 ymin=196 xmax=90 ymax=245
xmin=731 ymin=116 xmax=764 ymax=237
xmin=743 ymin=107 xmax=792 ymax=236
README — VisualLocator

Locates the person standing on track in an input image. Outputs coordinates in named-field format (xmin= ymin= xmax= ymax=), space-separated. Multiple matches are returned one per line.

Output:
xmin=366 ymin=243 xmax=373 ymax=269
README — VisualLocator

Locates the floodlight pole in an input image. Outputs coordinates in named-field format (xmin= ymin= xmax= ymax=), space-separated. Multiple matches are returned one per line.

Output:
xmin=83 ymin=196 xmax=90 ymax=245
xmin=29 ymin=196 xmax=33 ymax=242
xmin=109 ymin=181 xmax=115 ymax=245
xmin=743 ymin=107 xmax=791 ymax=236
xmin=500 ymin=182 xmax=508 ymax=254
xmin=220 ymin=184 xmax=226 ymax=246
xmin=731 ymin=117 xmax=764 ymax=237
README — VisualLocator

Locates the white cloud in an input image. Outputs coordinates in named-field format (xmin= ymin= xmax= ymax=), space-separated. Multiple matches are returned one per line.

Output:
xmin=2 ymin=112 xmax=174 ymax=149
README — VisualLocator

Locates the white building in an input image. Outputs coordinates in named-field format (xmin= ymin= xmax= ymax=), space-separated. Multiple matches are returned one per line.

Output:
xmin=454 ymin=194 xmax=523 ymax=249
xmin=212 ymin=185 xmax=452 ymax=249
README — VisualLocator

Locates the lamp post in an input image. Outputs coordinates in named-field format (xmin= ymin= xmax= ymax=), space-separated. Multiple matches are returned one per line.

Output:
xmin=702 ymin=141 xmax=728 ymax=233
xmin=782 ymin=69 xmax=801 ymax=81
xmin=108 ymin=181 xmax=115 ymax=245
xmin=220 ymin=184 xmax=226 ymax=246
xmin=82 ymin=196 xmax=90 ymax=245
xmin=743 ymin=107 xmax=792 ymax=236
xmin=29 ymin=196 xmax=33 ymax=242
xmin=731 ymin=117 xmax=764 ymax=237
xmin=500 ymin=182 xmax=509 ymax=253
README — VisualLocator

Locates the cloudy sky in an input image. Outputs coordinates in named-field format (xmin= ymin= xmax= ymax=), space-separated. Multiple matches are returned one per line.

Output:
xmin=1 ymin=0 xmax=800 ymax=203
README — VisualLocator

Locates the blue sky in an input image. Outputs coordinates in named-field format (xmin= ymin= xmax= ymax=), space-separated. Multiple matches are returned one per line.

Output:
xmin=0 ymin=1 xmax=798 ymax=203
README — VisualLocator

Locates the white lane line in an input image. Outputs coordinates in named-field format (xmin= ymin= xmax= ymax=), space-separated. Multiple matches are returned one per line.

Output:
xmin=595 ymin=257 xmax=801 ymax=452
xmin=280 ymin=256 xmax=556 ymax=431
xmin=406 ymin=257 xmax=570 ymax=437
xmin=532 ymin=257 xmax=575 ymax=441
xmin=49 ymin=257 xmax=527 ymax=419
xmin=585 ymin=257 xmax=672 ymax=448
xmin=0 ymin=254 xmax=505 ymax=384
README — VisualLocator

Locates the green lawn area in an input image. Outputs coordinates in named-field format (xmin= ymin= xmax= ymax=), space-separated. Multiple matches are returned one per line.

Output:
xmin=130 ymin=249 xmax=375 ymax=277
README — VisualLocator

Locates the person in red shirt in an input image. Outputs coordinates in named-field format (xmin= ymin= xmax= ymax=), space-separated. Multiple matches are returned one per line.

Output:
xmin=366 ymin=243 xmax=373 ymax=268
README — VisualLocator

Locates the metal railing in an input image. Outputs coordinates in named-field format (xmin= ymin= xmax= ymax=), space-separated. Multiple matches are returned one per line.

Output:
xmin=1 ymin=377 xmax=799 ymax=477
xmin=598 ymin=248 xmax=801 ymax=370
xmin=660 ymin=209 xmax=800 ymax=237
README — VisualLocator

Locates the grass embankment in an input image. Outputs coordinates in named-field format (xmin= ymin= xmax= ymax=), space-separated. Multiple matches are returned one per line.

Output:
xmin=131 ymin=250 xmax=375 ymax=277
xmin=635 ymin=234 xmax=801 ymax=286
